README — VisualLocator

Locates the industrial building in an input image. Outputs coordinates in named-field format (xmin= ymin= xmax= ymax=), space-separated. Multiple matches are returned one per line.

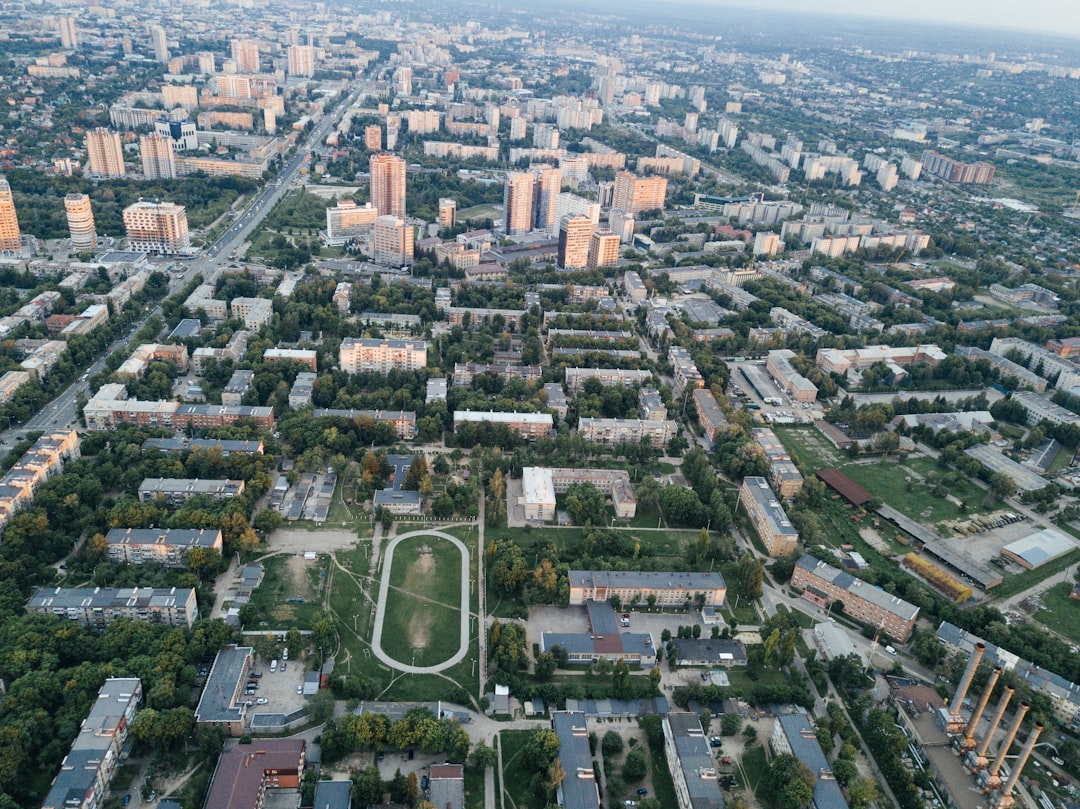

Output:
xmin=541 ymin=599 xmax=656 ymax=668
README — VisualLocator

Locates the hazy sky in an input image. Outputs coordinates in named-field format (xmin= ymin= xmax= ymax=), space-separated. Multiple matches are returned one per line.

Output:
xmin=687 ymin=0 xmax=1080 ymax=39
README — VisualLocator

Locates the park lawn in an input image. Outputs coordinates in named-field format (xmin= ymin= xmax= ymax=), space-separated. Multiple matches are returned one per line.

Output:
xmin=245 ymin=554 xmax=322 ymax=630
xmin=772 ymin=425 xmax=847 ymax=472
xmin=499 ymin=730 xmax=549 ymax=809
xmin=741 ymin=744 xmax=770 ymax=796
xmin=1034 ymin=581 xmax=1080 ymax=644
xmin=380 ymin=535 xmax=464 ymax=668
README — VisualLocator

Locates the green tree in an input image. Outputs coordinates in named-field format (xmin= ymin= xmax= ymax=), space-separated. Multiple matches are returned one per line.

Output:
xmin=601 ymin=730 xmax=624 ymax=756
xmin=622 ymin=749 xmax=648 ymax=782
xmin=470 ymin=741 xmax=498 ymax=769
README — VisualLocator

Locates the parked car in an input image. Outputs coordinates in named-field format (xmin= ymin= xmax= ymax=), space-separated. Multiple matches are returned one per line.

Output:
xmin=270 ymin=660 xmax=278 ymax=672
xmin=710 ymin=736 xmax=722 ymax=747
xmin=721 ymin=757 xmax=733 ymax=765
xmin=637 ymin=789 xmax=649 ymax=796
xmin=421 ymin=776 xmax=429 ymax=790
xmin=256 ymin=698 xmax=269 ymax=705
xmin=282 ymin=648 xmax=289 ymax=660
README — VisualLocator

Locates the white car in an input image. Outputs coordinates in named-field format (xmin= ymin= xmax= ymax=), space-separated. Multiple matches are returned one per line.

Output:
xmin=296 ymin=685 xmax=303 ymax=695
xmin=256 ymin=698 xmax=269 ymax=705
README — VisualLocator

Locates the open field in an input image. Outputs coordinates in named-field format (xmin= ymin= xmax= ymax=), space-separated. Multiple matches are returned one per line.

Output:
xmin=741 ymin=744 xmax=769 ymax=796
xmin=379 ymin=534 xmax=464 ymax=668
xmin=773 ymin=426 xmax=1003 ymax=525
xmin=244 ymin=554 xmax=322 ymax=630
xmin=1033 ymin=581 xmax=1080 ymax=644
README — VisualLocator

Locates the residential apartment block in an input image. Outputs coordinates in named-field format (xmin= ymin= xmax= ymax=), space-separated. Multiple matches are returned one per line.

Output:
xmin=920 ymin=150 xmax=995 ymax=184
xmin=694 ymin=388 xmax=728 ymax=446
xmin=0 ymin=430 xmax=80 ymax=536
xmin=263 ymin=348 xmax=317 ymax=371
xmin=739 ymin=477 xmax=799 ymax=557
xmin=752 ymin=427 xmax=804 ymax=499
xmin=312 ymin=409 xmax=417 ymax=439
xmin=453 ymin=363 xmax=541 ymax=387
xmin=568 ymin=570 xmax=726 ymax=607
xmin=564 ymin=367 xmax=651 ymax=392
xmin=551 ymin=713 xmax=601 ymax=809
xmin=28 ymin=586 xmax=198 ymax=629
xmin=766 ymin=349 xmax=818 ymax=402
xmin=122 ymin=200 xmax=190 ymax=254
xmin=771 ymin=714 xmax=849 ymax=809
xmin=669 ymin=345 xmax=704 ymax=396
xmin=194 ymin=645 xmax=255 ymax=737
xmin=105 ymin=527 xmax=223 ymax=567
xmin=612 ymin=171 xmax=667 ymax=215
xmin=792 ymin=554 xmax=919 ymax=641
xmin=41 ymin=679 xmax=143 ymax=809
xmin=453 ymin=410 xmax=553 ymax=439
xmin=137 ymin=478 xmax=245 ymax=504
xmin=664 ymin=713 xmax=724 ymax=809
xmin=578 ymin=417 xmax=676 ymax=448
xmin=936 ymin=621 xmax=1080 ymax=731
xmin=340 ymin=337 xmax=428 ymax=374
xmin=448 ymin=307 xmax=526 ymax=331
xmin=231 ymin=297 xmax=273 ymax=331
xmin=84 ymin=385 xmax=273 ymax=431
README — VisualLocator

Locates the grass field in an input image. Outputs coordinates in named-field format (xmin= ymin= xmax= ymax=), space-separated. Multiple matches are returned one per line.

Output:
xmin=464 ymin=763 xmax=485 ymax=809
xmin=772 ymin=426 xmax=1003 ymax=525
xmin=245 ymin=554 xmax=322 ymax=629
xmin=641 ymin=721 xmax=679 ymax=809
xmin=1034 ymin=581 xmax=1080 ymax=643
xmin=380 ymin=534 xmax=464 ymax=668
xmin=458 ymin=204 xmax=501 ymax=222
xmin=500 ymin=730 xmax=549 ymax=809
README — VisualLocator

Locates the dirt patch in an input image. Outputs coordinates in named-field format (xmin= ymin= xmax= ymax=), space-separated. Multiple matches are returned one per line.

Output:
xmin=409 ymin=610 xmax=433 ymax=650
xmin=858 ymin=526 xmax=893 ymax=555
xmin=286 ymin=555 xmax=313 ymax=598
xmin=402 ymin=546 xmax=435 ymax=592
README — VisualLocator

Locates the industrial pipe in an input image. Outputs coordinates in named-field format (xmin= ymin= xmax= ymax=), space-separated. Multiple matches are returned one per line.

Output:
xmin=951 ymin=642 xmax=986 ymax=715
xmin=977 ymin=686 xmax=1015 ymax=758
xmin=965 ymin=666 xmax=1003 ymax=745
xmin=1001 ymin=723 xmax=1044 ymax=798
xmin=989 ymin=702 xmax=1030 ymax=778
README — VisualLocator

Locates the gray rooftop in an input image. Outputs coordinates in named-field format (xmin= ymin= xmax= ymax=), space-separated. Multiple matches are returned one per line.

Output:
xmin=313 ymin=781 xmax=352 ymax=809
xmin=569 ymin=570 xmax=727 ymax=591
xmin=552 ymin=712 xmax=600 ymax=809
xmin=667 ymin=712 xmax=724 ymax=809
xmin=776 ymin=713 xmax=849 ymax=809
xmin=741 ymin=477 xmax=799 ymax=538
xmin=105 ymin=527 xmax=222 ymax=550
xmin=194 ymin=645 xmax=251 ymax=725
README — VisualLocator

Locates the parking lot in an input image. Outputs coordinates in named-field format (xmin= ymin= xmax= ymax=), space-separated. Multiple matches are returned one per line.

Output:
xmin=240 ymin=643 xmax=312 ymax=721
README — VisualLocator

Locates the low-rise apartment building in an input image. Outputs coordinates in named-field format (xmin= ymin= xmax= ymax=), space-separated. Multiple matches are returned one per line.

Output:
xmin=41 ymin=679 xmax=143 ymax=809
xmin=142 ymin=437 xmax=264 ymax=455
xmin=791 ymin=554 xmax=919 ymax=641
xmin=263 ymin=347 xmax=317 ymax=371
xmin=28 ymin=586 xmax=198 ymax=629
xmin=340 ymin=337 xmax=427 ymax=374
xmin=221 ymin=369 xmax=255 ymax=406
xmin=694 ymin=388 xmax=728 ymax=446
xmin=105 ymin=527 xmax=223 ymax=566
xmin=578 ymin=417 xmax=676 ymax=448
xmin=138 ymin=478 xmax=245 ymax=504
xmin=313 ymin=408 xmax=417 ymax=439
xmin=669 ymin=345 xmax=704 ymax=396
xmin=453 ymin=410 xmax=553 ymax=439
xmin=771 ymin=713 xmax=849 ymax=809
xmin=194 ymin=645 xmax=254 ymax=737
xmin=564 ymin=367 xmax=651 ymax=392
xmin=203 ymin=739 xmax=306 ymax=809
xmin=230 ymin=297 xmax=273 ymax=331
xmin=752 ymin=427 xmax=804 ymax=499
xmin=520 ymin=467 xmax=638 ymax=521
xmin=116 ymin=342 xmax=189 ymax=379
xmin=739 ymin=476 xmax=800 ymax=557
xmin=289 ymin=372 xmax=317 ymax=409
xmin=454 ymin=363 xmax=541 ymax=387
xmin=664 ymin=713 xmax=724 ymax=809
xmin=84 ymin=385 xmax=273 ymax=431
xmin=551 ymin=713 xmax=601 ymax=809
xmin=0 ymin=430 xmax=80 ymax=535
xmin=766 ymin=349 xmax=818 ymax=402
xmin=448 ymin=307 xmax=525 ymax=331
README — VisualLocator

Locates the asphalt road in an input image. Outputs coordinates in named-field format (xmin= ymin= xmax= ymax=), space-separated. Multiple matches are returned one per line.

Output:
xmin=0 ymin=84 xmax=362 ymax=450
